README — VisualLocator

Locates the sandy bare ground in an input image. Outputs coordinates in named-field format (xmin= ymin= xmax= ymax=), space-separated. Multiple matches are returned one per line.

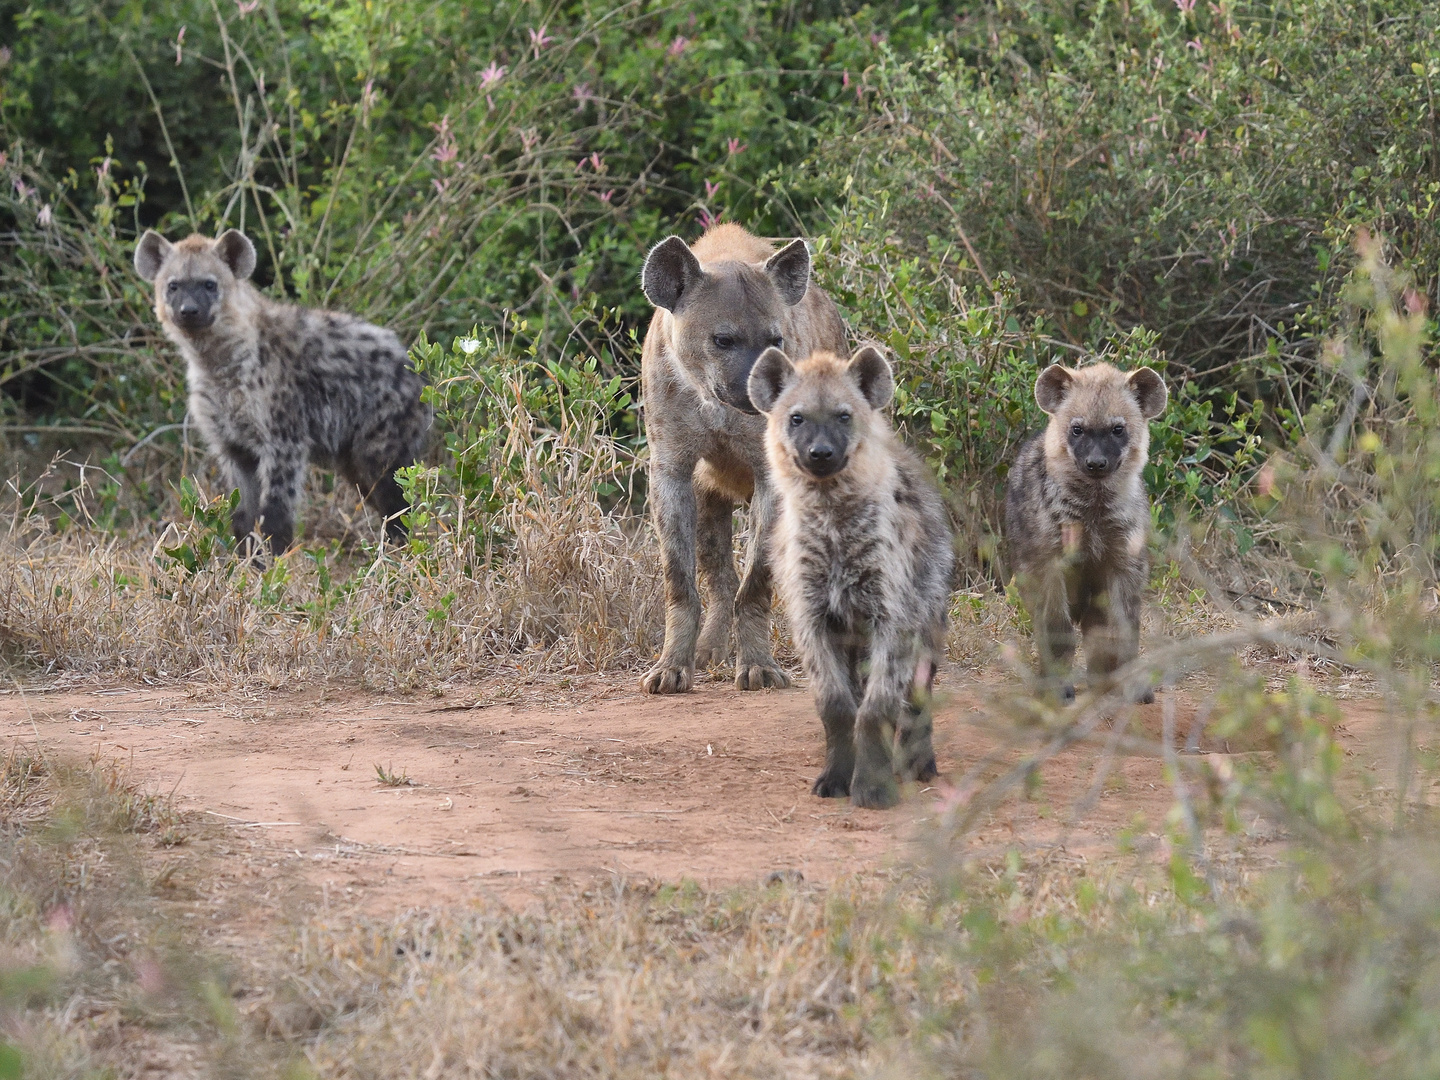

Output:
xmin=3 ymin=666 xmax=1373 ymax=922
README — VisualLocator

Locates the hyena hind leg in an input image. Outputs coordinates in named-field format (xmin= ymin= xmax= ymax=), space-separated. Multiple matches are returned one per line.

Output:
xmin=343 ymin=449 xmax=411 ymax=541
xmin=693 ymin=485 xmax=738 ymax=670
xmin=896 ymin=658 xmax=939 ymax=783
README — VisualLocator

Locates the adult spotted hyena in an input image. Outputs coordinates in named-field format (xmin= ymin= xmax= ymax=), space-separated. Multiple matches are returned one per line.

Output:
xmin=134 ymin=229 xmax=430 ymax=555
xmin=749 ymin=345 xmax=955 ymax=810
xmin=639 ymin=223 xmax=847 ymax=694
xmin=1004 ymin=362 xmax=1168 ymax=703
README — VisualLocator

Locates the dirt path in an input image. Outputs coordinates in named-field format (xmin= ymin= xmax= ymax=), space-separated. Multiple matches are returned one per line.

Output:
xmin=1 ymin=668 xmax=1390 ymax=917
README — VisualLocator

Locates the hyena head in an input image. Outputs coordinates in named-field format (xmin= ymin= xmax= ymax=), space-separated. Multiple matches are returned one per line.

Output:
xmin=1035 ymin=362 xmax=1168 ymax=483
xmin=134 ymin=229 xmax=257 ymax=335
xmin=748 ymin=344 xmax=894 ymax=481
xmin=641 ymin=233 xmax=811 ymax=414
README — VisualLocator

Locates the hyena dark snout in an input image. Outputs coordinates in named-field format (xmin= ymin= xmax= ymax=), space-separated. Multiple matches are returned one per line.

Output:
xmin=166 ymin=279 xmax=221 ymax=331
xmin=1069 ymin=422 xmax=1130 ymax=477
xmin=787 ymin=412 xmax=850 ymax=478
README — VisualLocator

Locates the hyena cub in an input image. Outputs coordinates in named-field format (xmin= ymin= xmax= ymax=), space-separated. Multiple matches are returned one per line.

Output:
xmin=134 ymin=229 xmax=430 ymax=555
xmin=1004 ymin=362 xmax=1168 ymax=703
xmin=749 ymin=345 xmax=955 ymax=809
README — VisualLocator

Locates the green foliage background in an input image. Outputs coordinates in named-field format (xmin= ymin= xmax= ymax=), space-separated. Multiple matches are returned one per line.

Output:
xmin=0 ymin=0 xmax=1436 ymax=561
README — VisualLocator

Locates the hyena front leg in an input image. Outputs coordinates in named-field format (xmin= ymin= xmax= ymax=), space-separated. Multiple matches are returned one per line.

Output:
xmin=255 ymin=441 xmax=308 ymax=555
xmin=732 ymin=483 xmax=790 ymax=691
xmin=851 ymin=633 xmax=912 ymax=809
xmin=222 ymin=446 xmax=264 ymax=558
xmin=641 ymin=461 xmax=701 ymax=695
xmin=693 ymin=483 xmax=738 ymax=670
xmin=1082 ymin=563 xmax=1152 ymax=703
xmin=1022 ymin=563 xmax=1078 ymax=702
xmin=800 ymin=621 xmax=858 ymax=798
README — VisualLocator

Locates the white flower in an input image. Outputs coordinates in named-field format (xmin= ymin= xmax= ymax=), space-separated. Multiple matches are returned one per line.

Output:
xmin=37 ymin=204 xmax=53 ymax=227
xmin=457 ymin=337 xmax=481 ymax=356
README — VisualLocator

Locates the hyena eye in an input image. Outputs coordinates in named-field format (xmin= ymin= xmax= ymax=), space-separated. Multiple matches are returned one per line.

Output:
xmin=204 ymin=280 xmax=218 ymax=293
xmin=789 ymin=413 xmax=804 ymax=428
xmin=769 ymin=335 xmax=783 ymax=348
xmin=1111 ymin=422 xmax=1125 ymax=436
xmin=837 ymin=411 xmax=852 ymax=424
xmin=166 ymin=281 xmax=179 ymax=293
xmin=1070 ymin=420 xmax=1084 ymax=437
xmin=713 ymin=334 xmax=735 ymax=350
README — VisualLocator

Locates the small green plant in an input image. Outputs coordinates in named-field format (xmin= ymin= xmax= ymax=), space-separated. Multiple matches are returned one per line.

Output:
xmin=373 ymin=763 xmax=416 ymax=788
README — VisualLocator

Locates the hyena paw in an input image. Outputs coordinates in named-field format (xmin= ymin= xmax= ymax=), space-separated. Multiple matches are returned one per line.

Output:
xmin=849 ymin=772 xmax=900 ymax=810
xmin=906 ymin=756 xmax=939 ymax=784
xmin=640 ymin=663 xmax=694 ymax=695
xmin=811 ymin=768 xmax=851 ymax=799
xmin=694 ymin=642 xmax=731 ymax=670
xmin=735 ymin=660 xmax=791 ymax=691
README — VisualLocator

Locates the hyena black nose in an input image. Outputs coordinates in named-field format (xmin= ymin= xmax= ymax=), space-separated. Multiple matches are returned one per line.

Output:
xmin=1085 ymin=455 xmax=1109 ymax=474
xmin=178 ymin=300 xmax=199 ymax=315
xmin=808 ymin=444 xmax=834 ymax=463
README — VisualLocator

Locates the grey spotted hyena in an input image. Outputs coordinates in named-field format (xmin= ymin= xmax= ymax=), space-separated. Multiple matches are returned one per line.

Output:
xmin=134 ymin=229 xmax=430 ymax=555
xmin=749 ymin=345 xmax=955 ymax=809
xmin=1004 ymin=362 xmax=1168 ymax=703
xmin=639 ymin=223 xmax=847 ymax=694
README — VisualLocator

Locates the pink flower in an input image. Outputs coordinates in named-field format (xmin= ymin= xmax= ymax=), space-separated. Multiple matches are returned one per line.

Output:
xmin=235 ymin=0 xmax=259 ymax=15
xmin=1175 ymin=0 xmax=1197 ymax=11
xmin=433 ymin=178 xmax=449 ymax=197
xmin=698 ymin=207 xmax=718 ymax=229
xmin=703 ymin=179 xmax=719 ymax=200
xmin=1186 ymin=38 xmax=1203 ymax=52
xmin=598 ymin=189 xmax=614 ymax=203
xmin=572 ymin=82 xmax=593 ymax=110
xmin=587 ymin=151 xmax=604 ymax=172
xmin=174 ymin=25 xmax=186 ymax=65
xmin=13 ymin=177 xmax=32 ymax=201
xmin=726 ymin=138 xmax=746 ymax=156
xmin=668 ymin=36 xmax=689 ymax=57
xmin=869 ymin=32 xmax=884 ymax=45
xmin=528 ymin=25 xmax=554 ymax=58
xmin=430 ymin=115 xmax=458 ymax=164
xmin=1405 ymin=289 xmax=1428 ymax=315
xmin=37 ymin=203 xmax=52 ymax=227
xmin=520 ymin=129 xmax=539 ymax=153
xmin=479 ymin=61 xmax=505 ymax=89
xmin=842 ymin=70 xmax=850 ymax=89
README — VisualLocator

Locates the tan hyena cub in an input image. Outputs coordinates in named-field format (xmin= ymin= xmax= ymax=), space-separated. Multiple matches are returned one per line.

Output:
xmin=135 ymin=230 xmax=430 ymax=555
xmin=1004 ymin=362 xmax=1168 ymax=703
xmin=749 ymin=345 xmax=955 ymax=809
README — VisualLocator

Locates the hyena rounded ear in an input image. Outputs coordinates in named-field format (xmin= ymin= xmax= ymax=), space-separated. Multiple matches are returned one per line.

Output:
xmin=1033 ymin=365 xmax=1075 ymax=415
xmin=764 ymin=238 xmax=810 ymax=306
xmin=642 ymin=235 xmax=704 ymax=313
xmin=1127 ymin=367 xmax=1169 ymax=419
xmin=213 ymin=229 xmax=257 ymax=280
xmin=747 ymin=347 xmax=796 ymax=414
xmin=134 ymin=230 xmax=172 ymax=283
xmin=847 ymin=345 xmax=894 ymax=409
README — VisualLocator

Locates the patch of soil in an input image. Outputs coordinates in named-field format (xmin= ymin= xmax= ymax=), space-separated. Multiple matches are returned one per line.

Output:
xmin=1 ymin=668 xmax=1387 ymax=921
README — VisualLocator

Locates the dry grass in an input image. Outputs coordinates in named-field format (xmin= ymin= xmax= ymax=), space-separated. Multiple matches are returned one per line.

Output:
xmin=0 ymin=739 xmax=1224 ymax=1079
xmin=0 ymin=447 xmax=664 ymax=691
